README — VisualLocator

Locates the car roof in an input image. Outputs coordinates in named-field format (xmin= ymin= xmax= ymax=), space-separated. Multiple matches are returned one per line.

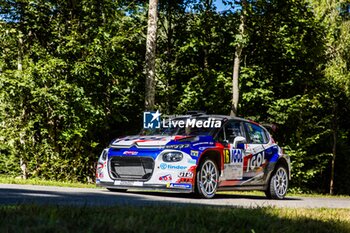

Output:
xmin=171 ymin=113 xmax=271 ymax=130
xmin=171 ymin=114 xmax=251 ymax=123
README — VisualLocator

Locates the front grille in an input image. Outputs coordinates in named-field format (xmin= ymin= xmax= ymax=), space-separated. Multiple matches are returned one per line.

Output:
xmin=109 ymin=156 xmax=154 ymax=181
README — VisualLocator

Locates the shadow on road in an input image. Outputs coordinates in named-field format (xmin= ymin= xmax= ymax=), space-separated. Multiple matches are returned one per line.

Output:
xmin=1 ymin=187 xmax=155 ymax=206
xmin=126 ymin=190 xmax=301 ymax=201
xmin=0 ymin=185 xmax=300 ymax=207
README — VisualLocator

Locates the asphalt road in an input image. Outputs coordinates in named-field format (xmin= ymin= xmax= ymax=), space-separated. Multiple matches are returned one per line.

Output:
xmin=0 ymin=184 xmax=349 ymax=208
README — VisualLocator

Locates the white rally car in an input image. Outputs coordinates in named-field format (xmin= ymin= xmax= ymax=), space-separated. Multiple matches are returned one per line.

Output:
xmin=96 ymin=113 xmax=290 ymax=199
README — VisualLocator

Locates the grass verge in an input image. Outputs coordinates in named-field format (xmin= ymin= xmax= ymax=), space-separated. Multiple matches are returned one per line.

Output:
xmin=0 ymin=175 xmax=96 ymax=189
xmin=0 ymin=205 xmax=349 ymax=233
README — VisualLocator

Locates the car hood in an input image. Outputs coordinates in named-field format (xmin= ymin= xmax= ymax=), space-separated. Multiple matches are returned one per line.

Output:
xmin=110 ymin=135 xmax=176 ymax=148
xmin=110 ymin=135 xmax=214 ymax=148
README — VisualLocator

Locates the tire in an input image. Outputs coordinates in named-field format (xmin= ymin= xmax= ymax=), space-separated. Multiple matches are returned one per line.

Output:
xmin=195 ymin=158 xmax=219 ymax=199
xmin=107 ymin=188 xmax=127 ymax=192
xmin=265 ymin=165 xmax=288 ymax=199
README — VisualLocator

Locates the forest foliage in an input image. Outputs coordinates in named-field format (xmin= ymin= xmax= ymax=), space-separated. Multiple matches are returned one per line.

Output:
xmin=0 ymin=0 xmax=349 ymax=194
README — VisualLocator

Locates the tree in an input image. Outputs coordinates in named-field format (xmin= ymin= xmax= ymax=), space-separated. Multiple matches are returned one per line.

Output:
xmin=310 ymin=0 xmax=350 ymax=194
xmin=158 ymin=0 xmax=237 ymax=115
xmin=0 ymin=0 xmax=147 ymax=182
xmin=230 ymin=0 xmax=247 ymax=117
xmin=1 ymin=0 xmax=350 ymax=194
xmin=144 ymin=0 xmax=159 ymax=110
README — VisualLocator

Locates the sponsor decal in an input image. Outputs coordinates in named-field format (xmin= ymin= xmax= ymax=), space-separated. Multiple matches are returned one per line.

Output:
xmin=231 ymin=149 xmax=244 ymax=179
xmin=165 ymin=144 xmax=190 ymax=149
xmin=159 ymin=163 xmax=187 ymax=170
xmin=246 ymin=151 xmax=266 ymax=172
xmin=177 ymin=166 xmax=196 ymax=183
xmin=160 ymin=163 xmax=167 ymax=169
xmin=188 ymin=159 xmax=197 ymax=164
xmin=159 ymin=174 xmax=172 ymax=181
xmin=193 ymin=141 xmax=214 ymax=147
xmin=190 ymin=150 xmax=199 ymax=157
xmin=232 ymin=149 xmax=243 ymax=163
xmin=177 ymin=178 xmax=193 ymax=183
xmin=223 ymin=149 xmax=244 ymax=180
xmin=179 ymin=172 xmax=193 ymax=178
xmin=224 ymin=149 xmax=243 ymax=164
xmin=168 ymin=183 xmax=192 ymax=189
xmin=123 ymin=151 xmax=138 ymax=155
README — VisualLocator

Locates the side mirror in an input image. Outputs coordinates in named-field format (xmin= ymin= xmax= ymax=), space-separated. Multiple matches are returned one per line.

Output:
xmin=219 ymin=139 xmax=229 ymax=147
xmin=233 ymin=136 xmax=246 ymax=149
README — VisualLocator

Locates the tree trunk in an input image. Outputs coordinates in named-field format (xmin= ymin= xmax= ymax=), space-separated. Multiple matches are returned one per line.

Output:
xmin=166 ymin=2 xmax=173 ymax=112
xmin=18 ymin=28 xmax=28 ymax=179
xmin=230 ymin=0 xmax=247 ymax=117
xmin=329 ymin=127 xmax=336 ymax=195
xmin=18 ymin=34 xmax=23 ymax=71
xmin=203 ymin=0 xmax=212 ymax=70
xmin=330 ymin=103 xmax=337 ymax=195
xmin=231 ymin=52 xmax=240 ymax=117
xmin=144 ymin=0 xmax=159 ymax=111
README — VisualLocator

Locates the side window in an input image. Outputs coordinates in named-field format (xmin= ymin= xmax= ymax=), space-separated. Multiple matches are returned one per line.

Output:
xmin=216 ymin=121 xmax=244 ymax=143
xmin=225 ymin=121 xmax=244 ymax=143
xmin=216 ymin=128 xmax=225 ymax=142
xmin=245 ymin=123 xmax=267 ymax=144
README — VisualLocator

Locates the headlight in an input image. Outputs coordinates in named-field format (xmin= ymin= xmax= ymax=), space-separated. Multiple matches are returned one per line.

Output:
xmin=100 ymin=149 xmax=108 ymax=161
xmin=162 ymin=152 xmax=183 ymax=162
xmin=165 ymin=144 xmax=190 ymax=149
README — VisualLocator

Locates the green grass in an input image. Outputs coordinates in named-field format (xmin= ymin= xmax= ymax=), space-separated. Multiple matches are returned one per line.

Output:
xmin=0 ymin=175 xmax=96 ymax=189
xmin=0 ymin=205 xmax=349 ymax=233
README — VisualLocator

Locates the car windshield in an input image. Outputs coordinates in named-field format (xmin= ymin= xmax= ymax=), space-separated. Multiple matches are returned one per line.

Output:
xmin=139 ymin=117 xmax=220 ymax=136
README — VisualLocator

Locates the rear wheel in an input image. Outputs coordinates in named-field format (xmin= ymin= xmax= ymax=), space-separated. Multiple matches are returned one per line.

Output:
xmin=265 ymin=165 xmax=288 ymax=199
xmin=196 ymin=158 xmax=219 ymax=198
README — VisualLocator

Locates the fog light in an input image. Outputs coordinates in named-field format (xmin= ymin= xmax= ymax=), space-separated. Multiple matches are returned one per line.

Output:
xmin=162 ymin=152 xmax=183 ymax=162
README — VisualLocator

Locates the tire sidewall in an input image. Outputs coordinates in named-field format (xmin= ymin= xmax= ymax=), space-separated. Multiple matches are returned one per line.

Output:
xmin=196 ymin=158 xmax=218 ymax=199
xmin=269 ymin=165 xmax=288 ymax=199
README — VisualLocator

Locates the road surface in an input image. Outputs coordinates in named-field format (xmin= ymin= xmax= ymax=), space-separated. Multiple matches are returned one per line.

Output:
xmin=0 ymin=184 xmax=349 ymax=208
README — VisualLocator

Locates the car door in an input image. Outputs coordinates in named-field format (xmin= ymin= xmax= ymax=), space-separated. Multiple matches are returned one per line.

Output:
xmin=217 ymin=120 xmax=246 ymax=181
xmin=242 ymin=122 xmax=269 ymax=185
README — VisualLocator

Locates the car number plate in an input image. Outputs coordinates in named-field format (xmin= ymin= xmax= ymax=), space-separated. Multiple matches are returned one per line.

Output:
xmin=114 ymin=180 xmax=143 ymax=186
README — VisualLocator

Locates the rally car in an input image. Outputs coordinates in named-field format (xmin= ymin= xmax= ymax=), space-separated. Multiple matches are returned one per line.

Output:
xmin=96 ymin=112 xmax=290 ymax=199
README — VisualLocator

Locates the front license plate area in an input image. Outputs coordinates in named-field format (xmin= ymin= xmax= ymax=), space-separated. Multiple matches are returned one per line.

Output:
xmin=114 ymin=180 xmax=143 ymax=186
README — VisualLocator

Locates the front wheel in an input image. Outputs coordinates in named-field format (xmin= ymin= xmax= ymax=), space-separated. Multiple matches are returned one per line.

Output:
xmin=265 ymin=165 xmax=289 ymax=199
xmin=196 ymin=158 xmax=219 ymax=198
